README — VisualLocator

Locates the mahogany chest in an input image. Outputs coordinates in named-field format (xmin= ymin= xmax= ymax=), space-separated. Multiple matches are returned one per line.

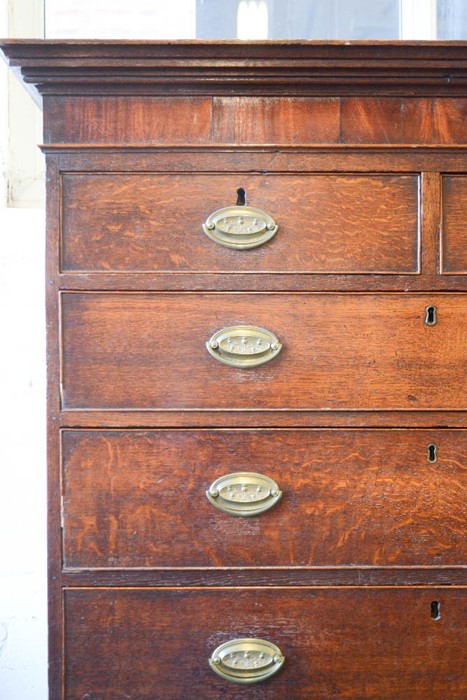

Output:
xmin=1 ymin=40 xmax=466 ymax=699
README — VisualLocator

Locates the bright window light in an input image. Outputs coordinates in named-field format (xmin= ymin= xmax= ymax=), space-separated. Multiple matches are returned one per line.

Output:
xmin=46 ymin=0 xmax=196 ymax=39
xmin=237 ymin=1 xmax=269 ymax=40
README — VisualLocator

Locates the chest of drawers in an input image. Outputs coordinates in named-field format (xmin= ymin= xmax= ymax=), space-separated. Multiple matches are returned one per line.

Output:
xmin=1 ymin=41 xmax=466 ymax=699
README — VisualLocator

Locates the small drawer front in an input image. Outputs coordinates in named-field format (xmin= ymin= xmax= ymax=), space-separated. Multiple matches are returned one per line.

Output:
xmin=61 ymin=173 xmax=419 ymax=274
xmin=64 ymin=587 xmax=467 ymax=699
xmin=61 ymin=293 xmax=466 ymax=411
xmin=62 ymin=429 xmax=466 ymax=569
xmin=442 ymin=175 xmax=467 ymax=273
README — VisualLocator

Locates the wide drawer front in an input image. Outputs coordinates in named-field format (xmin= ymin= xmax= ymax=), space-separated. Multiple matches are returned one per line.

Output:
xmin=64 ymin=587 xmax=466 ymax=700
xmin=62 ymin=429 xmax=466 ymax=569
xmin=61 ymin=173 xmax=419 ymax=274
xmin=61 ymin=293 xmax=466 ymax=411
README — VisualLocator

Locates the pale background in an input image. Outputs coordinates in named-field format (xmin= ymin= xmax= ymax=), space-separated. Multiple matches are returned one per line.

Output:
xmin=1 ymin=1 xmax=47 ymax=699
xmin=1 ymin=1 xmax=466 ymax=698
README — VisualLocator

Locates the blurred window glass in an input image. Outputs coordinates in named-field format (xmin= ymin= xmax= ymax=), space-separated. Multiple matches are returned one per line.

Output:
xmin=45 ymin=0 xmax=467 ymax=40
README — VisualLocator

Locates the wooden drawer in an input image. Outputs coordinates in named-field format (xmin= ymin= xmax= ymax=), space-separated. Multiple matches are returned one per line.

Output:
xmin=64 ymin=587 xmax=467 ymax=699
xmin=3 ymin=39 xmax=465 ymax=700
xmin=62 ymin=429 xmax=466 ymax=569
xmin=61 ymin=293 xmax=466 ymax=411
xmin=61 ymin=173 xmax=419 ymax=274
xmin=442 ymin=175 xmax=467 ymax=273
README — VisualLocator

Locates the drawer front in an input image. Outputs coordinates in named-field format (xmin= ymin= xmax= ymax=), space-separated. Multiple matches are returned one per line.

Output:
xmin=442 ymin=175 xmax=467 ymax=273
xmin=61 ymin=173 xmax=419 ymax=274
xmin=64 ymin=587 xmax=467 ymax=700
xmin=62 ymin=429 xmax=466 ymax=569
xmin=61 ymin=293 xmax=466 ymax=411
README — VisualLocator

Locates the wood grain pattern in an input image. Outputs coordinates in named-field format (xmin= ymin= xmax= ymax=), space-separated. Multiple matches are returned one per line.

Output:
xmin=46 ymin=146 xmax=467 ymax=174
xmin=434 ymin=99 xmax=467 ymax=144
xmin=3 ymin=41 xmax=467 ymax=102
xmin=61 ymin=293 xmax=467 ymax=411
xmin=44 ymin=95 xmax=467 ymax=146
xmin=57 ymin=271 xmax=467 ymax=293
xmin=341 ymin=98 xmax=434 ymax=144
xmin=2 ymin=40 xmax=465 ymax=700
xmin=61 ymin=567 xmax=467 ymax=588
xmin=46 ymin=96 xmax=213 ymax=144
xmin=421 ymin=172 xmax=441 ymax=276
xmin=59 ymin=409 xmax=467 ymax=429
xmin=212 ymin=97 xmax=340 ymax=143
xmin=64 ymin=587 xmax=467 ymax=700
xmin=61 ymin=173 xmax=419 ymax=274
xmin=45 ymin=157 xmax=64 ymax=698
xmin=441 ymin=175 xmax=467 ymax=273
xmin=62 ymin=429 xmax=467 ymax=569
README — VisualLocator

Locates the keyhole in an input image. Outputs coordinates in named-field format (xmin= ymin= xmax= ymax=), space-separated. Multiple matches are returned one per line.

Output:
xmin=431 ymin=601 xmax=441 ymax=620
xmin=427 ymin=444 xmax=437 ymax=463
xmin=425 ymin=305 xmax=437 ymax=326
xmin=236 ymin=188 xmax=246 ymax=206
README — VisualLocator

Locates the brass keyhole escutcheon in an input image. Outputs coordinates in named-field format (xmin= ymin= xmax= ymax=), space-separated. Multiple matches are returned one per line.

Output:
xmin=425 ymin=305 xmax=437 ymax=326
xmin=427 ymin=443 xmax=437 ymax=463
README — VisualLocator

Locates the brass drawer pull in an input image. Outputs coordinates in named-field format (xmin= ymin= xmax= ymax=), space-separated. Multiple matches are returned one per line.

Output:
xmin=207 ymin=472 xmax=282 ymax=517
xmin=203 ymin=205 xmax=278 ymax=249
xmin=209 ymin=638 xmax=285 ymax=684
xmin=207 ymin=325 xmax=282 ymax=368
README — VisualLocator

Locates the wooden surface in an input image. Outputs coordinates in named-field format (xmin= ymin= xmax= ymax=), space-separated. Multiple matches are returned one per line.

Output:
xmin=2 ymin=41 xmax=467 ymax=101
xmin=59 ymin=409 xmax=467 ymax=429
xmin=1 ymin=41 xmax=465 ymax=700
xmin=62 ymin=429 xmax=467 ymax=569
xmin=50 ymin=150 xmax=467 ymax=294
xmin=64 ymin=587 xmax=467 ymax=700
xmin=442 ymin=175 xmax=467 ymax=273
xmin=44 ymin=96 xmax=467 ymax=145
xmin=61 ymin=173 xmax=419 ymax=273
xmin=61 ymin=293 xmax=466 ymax=411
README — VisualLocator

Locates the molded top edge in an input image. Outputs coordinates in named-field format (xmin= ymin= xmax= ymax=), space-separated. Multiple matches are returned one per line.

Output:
xmin=1 ymin=39 xmax=466 ymax=102
xmin=1 ymin=38 xmax=467 ymax=55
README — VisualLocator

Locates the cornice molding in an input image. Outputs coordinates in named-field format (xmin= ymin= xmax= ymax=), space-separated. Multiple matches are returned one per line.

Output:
xmin=1 ymin=40 xmax=467 ymax=103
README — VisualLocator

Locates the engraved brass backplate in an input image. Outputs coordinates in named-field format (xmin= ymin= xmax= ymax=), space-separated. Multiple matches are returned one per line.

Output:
xmin=207 ymin=325 xmax=282 ymax=368
xmin=207 ymin=472 xmax=282 ymax=517
xmin=209 ymin=638 xmax=285 ymax=684
xmin=203 ymin=205 xmax=278 ymax=249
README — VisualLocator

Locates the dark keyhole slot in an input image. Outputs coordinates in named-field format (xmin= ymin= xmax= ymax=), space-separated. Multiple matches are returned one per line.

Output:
xmin=236 ymin=188 xmax=246 ymax=206
xmin=427 ymin=444 xmax=437 ymax=463
xmin=425 ymin=305 xmax=437 ymax=326
xmin=431 ymin=601 xmax=441 ymax=620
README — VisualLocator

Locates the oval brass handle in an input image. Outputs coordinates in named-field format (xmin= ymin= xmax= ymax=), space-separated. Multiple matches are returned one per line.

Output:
xmin=203 ymin=205 xmax=278 ymax=249
xmin=209 ymin=638 xmax=285 ymax=684
xmin=207 ymin=472 xmax=282 ymax=517
xmin=207 ymin=325 xmax=282 ymax=368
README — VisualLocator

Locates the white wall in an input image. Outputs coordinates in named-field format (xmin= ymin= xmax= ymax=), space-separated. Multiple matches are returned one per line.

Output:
xmin=1 ymin=1 xmax=48 ymax=694
xmin=0 ymin=207 xmax=48 ymax=699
